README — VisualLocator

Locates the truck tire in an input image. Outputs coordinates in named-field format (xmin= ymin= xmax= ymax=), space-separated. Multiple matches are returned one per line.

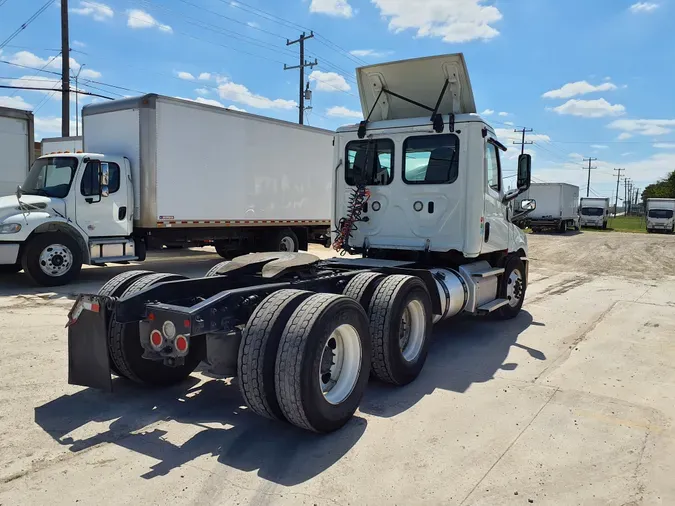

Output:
xmin=602 ymin=222 xmax=607 ymax=230
xmin=494 ymin=256 xmax=526 ymax=320
xmin=21 ymin=232 xmax=83 ymax=286
xmin=342 ymin=272 xmax=385 ymax=310
xmin=275 ymin=293 xmax=371 ymax=433
xmin=559 ymin=221 xmax=567 ymax=233
xmin=97 ymin=270 xmax=154 ymax=377
xmin=269 ymin=228 xmax=299 ymax=252
xmin=238 ymin=289 xmax=313 ymax=421
xmin=368 ymin=275 xmax=433 ymax=386
xmin=205 ymin=261 xmax=230 ymax=277
xmin=109 ymin=272 xmax=204 ymax=386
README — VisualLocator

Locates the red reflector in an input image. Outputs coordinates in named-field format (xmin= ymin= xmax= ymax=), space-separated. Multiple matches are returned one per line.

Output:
xmin=150 ymin=330 xmax=163 ymax=347
xmin=148 ymin=313 xmax=155 ymax=321
xmin=183 ymin=319 xmax=191 ymax=328
xmin=175 ymin=335 xmax=188 ymax=352
xmin=90 ymin=303 xmax=100 ymax=313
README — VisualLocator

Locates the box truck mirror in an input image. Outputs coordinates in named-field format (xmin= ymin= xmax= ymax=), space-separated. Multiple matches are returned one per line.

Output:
xmin=100 ymin=162 xmax=110 ymax=198
xmin=517 ymin=154 xmax=532 ymax=191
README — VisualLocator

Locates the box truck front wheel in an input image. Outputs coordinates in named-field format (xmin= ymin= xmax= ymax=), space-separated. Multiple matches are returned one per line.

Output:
xmin=270 ymin=228 xmax=299 ymax=252
xmin=22 ymin=232 xmax=83 ymax=286
xmin=275 ymin=294 xmax=371 ymax=433
xmin=494 ymin=256 xmax=526 ymax=320
xmin=238 ymin=289 xmax=313 ymax=421
xmin=368 ymin=275 xmax=433 ymax=386
xmin=109 ymin=273 xmax=204 ymax=386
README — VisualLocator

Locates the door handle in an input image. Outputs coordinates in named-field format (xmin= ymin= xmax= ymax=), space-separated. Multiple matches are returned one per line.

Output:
xmin=119 ymin=207 xmax=127 ymax=220
xmin=484 ymin=222 xmax=491 ymax=242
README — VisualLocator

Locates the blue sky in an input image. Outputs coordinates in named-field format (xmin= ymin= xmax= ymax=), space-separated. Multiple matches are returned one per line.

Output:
xmin=2 ymin=0 xmax=674 ymax=201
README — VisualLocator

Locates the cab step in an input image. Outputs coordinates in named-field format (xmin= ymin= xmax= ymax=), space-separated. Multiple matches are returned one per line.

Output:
xmin=477 ymin=298 xmax=509 ymax=314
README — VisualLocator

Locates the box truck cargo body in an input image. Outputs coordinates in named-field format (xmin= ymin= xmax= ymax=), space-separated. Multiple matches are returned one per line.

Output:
xmin=646 ymin=198 xmax=675 ymax=233
xmin=41 ymin=136 xmax=83 ymax=155
xmin=0 ymin=94 xmax=334 ymax=285
xmin=517 ymin=183 xmax=579 ymax=232
xmin=579 ymin=197 xmax=610 ymax=229
xmin=0 ymin=106 xmax=34 ymax=197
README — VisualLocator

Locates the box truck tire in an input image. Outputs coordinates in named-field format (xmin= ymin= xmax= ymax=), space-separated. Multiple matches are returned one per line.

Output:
xmin=269 ymin=228 xmax=299 ymax=253
xmin=21 ymin=232 xmax=83 ymax=286
xmin=494 ymin=256 xmax=526 ymax=320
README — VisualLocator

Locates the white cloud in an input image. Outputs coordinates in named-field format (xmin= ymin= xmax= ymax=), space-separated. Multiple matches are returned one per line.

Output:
xmin=70 ymin=1 xmax=113 ymax=21
xmin=349 ymin=49 xmax=393 ymax=58
xmin=195 ymin=87 xmax=210 ymax=95
xmin=653 ymin=143 xmax=675 ymax=149
xmin=591 ymin=144 xmax=609 ymax=149
xmin=630 ymin=2 xmax=659 ymax=13
xmin=552 ymin=98 xmax=625 ymax=118
xmin=617 ymin=132 xmax=633 ymax=140
xmin=498 ymin=111 xmax=509 ymax=117
xmin=326 ymin=106 xmax=362 ymax=118
xmin=34 ymin=116 xmax=81 ymax=138
xmin=481 ymin=109 xmax=494 ymax=116
xmin=72 ymin=40 xmax=87 ymax=48
xmin=608 ymin=119 xmax=675 ymax=137
xmin=9 ymin=51 xmax=99 ymax=77
xmin=227 ymin=105 xmax=247 ymax=112
xmin=309 ymin=0 xmax=353 ymax=18
xmin=198 ymin=72 xmax=211 ymax=81
xmin=308 ymin=70 xmax=351 ymax=92
xmin=80 ymin=68 xmax=101 ymax=79
xmin=621 ymin=152 xmax=634 ymax=157
xmin=247 ymin=21 xmax=260 ymax=28
xmin=126 ymin=9 xmax=172 ymax=33
xmin=372 ymin=0 xmax=502 ymax=43
xmin=0 ymin=95 xmax=33 ymax=110
xmin=542 ymin=80 xmax=618 ymax=99
xmin=177 ymin=71 xmax=195 ymax=81
xmin=4 ymin=75 xmax=87 ymax=102
xmin=216 ymin=80 xmax=296 ymax=109
xmin=504 ymin=121 xmax=514 ymax=126
xmin=195 ymin=97 xmax=224 ymax=108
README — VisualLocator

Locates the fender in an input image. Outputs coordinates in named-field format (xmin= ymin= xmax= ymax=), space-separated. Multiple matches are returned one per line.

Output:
xmin=27 ymin=220 xmax=90 ymax=263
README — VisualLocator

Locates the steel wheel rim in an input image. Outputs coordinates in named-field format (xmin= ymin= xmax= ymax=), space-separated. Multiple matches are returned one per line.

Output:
xmin=506 ymin=268 xmax=524 ymax=307
xmin=399 ymin=299 xmax=426 ymax=362
xmin=319 ymin=324 xmax=361 ymax=405
xmin=39 ymin=244 xmax=73 ymax=277
xmin=279 ymin=236 xmax=295 ymax=252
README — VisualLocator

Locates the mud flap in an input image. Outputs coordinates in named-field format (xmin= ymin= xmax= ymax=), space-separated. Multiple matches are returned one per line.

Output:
xmin=67 ymin=295 xmax=113 ymax=391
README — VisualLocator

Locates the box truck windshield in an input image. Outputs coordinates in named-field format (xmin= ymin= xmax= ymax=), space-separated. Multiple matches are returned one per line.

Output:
xmin=21 ymin=157 xmax=78 ymax=198
xmin=581 ymin=207 xmax=604 ymax=216
xmin=649 ymin=209 xmax=674 ymax=219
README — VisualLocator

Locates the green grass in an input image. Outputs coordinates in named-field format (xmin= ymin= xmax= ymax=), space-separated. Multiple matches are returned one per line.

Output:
xmin=582 ymin=215 xmax=647 ymax=234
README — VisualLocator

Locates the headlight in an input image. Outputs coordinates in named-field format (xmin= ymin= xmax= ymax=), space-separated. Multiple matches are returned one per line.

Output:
xmin=0 ymin=223 xmax=21 ymax=234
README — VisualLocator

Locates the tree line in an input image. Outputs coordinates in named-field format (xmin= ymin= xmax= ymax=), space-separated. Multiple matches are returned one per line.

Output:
xmin=643 ymin=171 xmax=675 ymax=200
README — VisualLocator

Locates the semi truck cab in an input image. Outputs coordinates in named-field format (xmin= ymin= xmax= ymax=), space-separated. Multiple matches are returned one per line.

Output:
xmin=0 ymin=152 xmax=139 ymax=284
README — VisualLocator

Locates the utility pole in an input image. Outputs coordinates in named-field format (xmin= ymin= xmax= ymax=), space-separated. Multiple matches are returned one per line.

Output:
xmin=627 ymin=180 xmax=633 ymax=215
xmin=582 ymin=157 xmax=598 ymax=197
xmin=284 ymin=31 xmax=317 ymax=125
xmin=73 ymin=64 xmax=85 ymax=136
xmin=61 ymin=0 xmax=70 ymax=137
xmin=613 ymin=168 xmax=624 ymax=217
xmin=513 ymin=127 xmax=533 ymax=155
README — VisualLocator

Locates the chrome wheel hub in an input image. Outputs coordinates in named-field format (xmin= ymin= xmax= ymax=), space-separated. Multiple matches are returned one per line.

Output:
xmin=39 ymin=244 xmax=73 ymax=277
xmin=319 ymin=324 xmax=361 ymax=405
xmin=398 ymin=299 xmax=426 ymax=362
xmin=506 ymin=268 xmax=524 ymax=307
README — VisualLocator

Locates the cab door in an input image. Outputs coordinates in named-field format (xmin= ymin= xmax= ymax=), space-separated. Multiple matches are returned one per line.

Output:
xmin=482 ymin=141 xmax=510 ymax=253
xmin=75 ymin=159 xmax=131 ymax=237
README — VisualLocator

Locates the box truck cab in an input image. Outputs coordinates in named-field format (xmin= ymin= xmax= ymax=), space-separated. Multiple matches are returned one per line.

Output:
xmin=646 ymin=198 xmax=675 ymax=233
xmin=579 ymin=197 xmax=610 ymax=229
xmin=515 ymin=183 xmax=579 ymax=233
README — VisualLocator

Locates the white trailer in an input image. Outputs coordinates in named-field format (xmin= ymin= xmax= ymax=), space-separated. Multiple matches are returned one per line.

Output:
xmin=0 ymin=95 xmax=334 ymax=285
xmin=517 ymin=183 xmax=579 ymax=232
xmin=579 ymin=197 xmax=610 ymax=229
xmin=646 ymin=198 xmax=675 ymax=233
xmin=66 ymin=53 xmax=537 ymax=434
xmin=41 ymin=136 xmax=83 ymax=156
xmin=0 ymin=106 xmax=34 ymax=197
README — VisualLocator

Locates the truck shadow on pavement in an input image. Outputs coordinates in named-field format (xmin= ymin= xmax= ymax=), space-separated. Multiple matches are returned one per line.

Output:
xmin=34 ymin=377 xmax=366 ymax=486
xmin=360 ymin=310 xmax=545 ymax=418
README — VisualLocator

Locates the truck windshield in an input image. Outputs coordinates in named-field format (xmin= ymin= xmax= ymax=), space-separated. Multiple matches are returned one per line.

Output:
xmin=648 ymin=209 xmax=674 ymax=219
xmin=345 ymin=139 xmax=394 ymax=186
xmin=22 ymin=157 xmax=78 ymax=198
xmin=581 ymin=207 xmax=604 ymax=216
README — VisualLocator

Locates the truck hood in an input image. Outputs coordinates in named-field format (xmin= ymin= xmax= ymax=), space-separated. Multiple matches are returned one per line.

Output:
xmin=0 ymin=194 xmax=66 ymax=222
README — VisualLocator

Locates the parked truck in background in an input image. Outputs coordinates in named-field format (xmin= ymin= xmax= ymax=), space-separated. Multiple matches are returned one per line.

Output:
xmin=66 ymin=53 xmax=536 ymax=434
xmin=516 ymin=182 xmax=579 ymax=233
xmin=0 ymin=95 xmax=334 ymax=285
xmin=0 ymin=106 xmax=34 ymax=198
xmin=579 ymin=197 xmax=610 ymax=229
xmin=41 ymin=136 xmax=83 ymax=156
xmin=646 ymin=198 xmax=675 ymax=233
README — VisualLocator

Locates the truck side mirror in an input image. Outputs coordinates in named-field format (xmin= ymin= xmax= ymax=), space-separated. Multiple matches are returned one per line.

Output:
xmin=100 ymin=162 xmax=110 ymax=198
xmin=517 ymin=154 xmax=532 ymax=191
xmin=520 ymin=199 xmax=536 ymax=212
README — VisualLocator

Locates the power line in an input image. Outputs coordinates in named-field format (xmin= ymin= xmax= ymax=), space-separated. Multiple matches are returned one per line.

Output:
xmin=513 ymin=127 xmax=533 ymax=155
xmin=582 ymin=157 xmax=598 ymax=198
xmin=613 ymin=168 xmax=624 ymax=217
xmin=0 ymin=0 xmax=57 ymax=51
xmin=284 ymin=31 xmax=317 ymax=125
xmin=0 ymin=85 xmax=114 ymax=99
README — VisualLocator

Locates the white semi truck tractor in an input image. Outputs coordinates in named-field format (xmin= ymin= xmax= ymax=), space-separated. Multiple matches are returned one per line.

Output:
xmin=66 ymin=53 xmax=536 ymax=433
xmin=0 ymin=95 xmax=334 ymax=285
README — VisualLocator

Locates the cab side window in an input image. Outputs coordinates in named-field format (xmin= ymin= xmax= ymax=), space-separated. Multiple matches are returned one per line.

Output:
xmin=486 ymin=143 xmax=501 ymax=192
xmin=81 ymin=162 xmax=121 ymax=196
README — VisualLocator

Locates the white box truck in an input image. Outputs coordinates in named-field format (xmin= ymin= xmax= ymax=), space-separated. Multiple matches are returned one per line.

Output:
xmin=646 ymin=198 xmax=675 ymax=233
xmin=41 ymin=136 xmax=83 ymax=156
xmin=66 ymin=53 xmax=537 ymax=433
xmin=0 ymin=106 xmax=34 ymax=197
xmin=0 ymin=95 xmax=334 ymax=284
xmin=517 ymin=182 xmax=579 ymax=232
xmin=579 ymin=197 xmax=610 ymax=229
